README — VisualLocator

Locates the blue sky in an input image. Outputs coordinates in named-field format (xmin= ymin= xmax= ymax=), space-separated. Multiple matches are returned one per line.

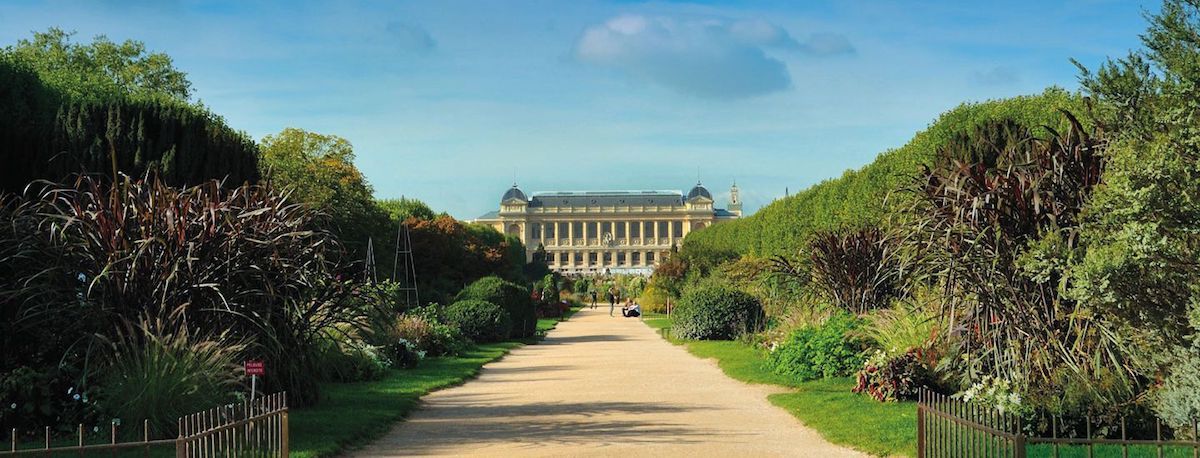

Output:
xmin=0 ymin=0 xmax=1155 ymax=219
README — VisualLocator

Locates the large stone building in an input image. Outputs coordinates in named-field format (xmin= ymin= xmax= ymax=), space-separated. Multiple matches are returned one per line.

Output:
xmin=474 ymin=182 xmax=742 ymax=274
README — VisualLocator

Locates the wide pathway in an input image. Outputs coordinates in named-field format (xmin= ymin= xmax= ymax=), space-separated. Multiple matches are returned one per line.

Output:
xmin=352 ymin=306 xmax=864 ymax=457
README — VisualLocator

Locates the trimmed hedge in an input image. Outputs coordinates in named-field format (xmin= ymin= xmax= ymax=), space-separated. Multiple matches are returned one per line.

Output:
xmin=454 ymin=276 xmax=536 ymax=337
xmin=673 ymin=284 xmax=765 ymax=340
xmin=445 ymin=300 xmax=512 ymax=343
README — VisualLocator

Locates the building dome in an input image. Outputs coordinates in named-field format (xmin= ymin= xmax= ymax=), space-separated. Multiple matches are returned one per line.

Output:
xmin=502 ymin=184 xmax=528 ymax=202
xmin=686 ymin=182 xmax=712 ymax=200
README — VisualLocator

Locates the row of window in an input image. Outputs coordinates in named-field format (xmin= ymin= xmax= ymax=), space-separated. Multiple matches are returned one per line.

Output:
xmin=547 ymin=251 xmax=657 ymax=265
xmin=530 ymin=221 xmax=684 ymax=239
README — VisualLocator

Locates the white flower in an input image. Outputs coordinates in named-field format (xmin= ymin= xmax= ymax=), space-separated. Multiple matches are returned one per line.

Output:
xmin=9 ymin=403 xmax=15 ymax=409
xmin=72 ymin=394 xmax=81 ymax=401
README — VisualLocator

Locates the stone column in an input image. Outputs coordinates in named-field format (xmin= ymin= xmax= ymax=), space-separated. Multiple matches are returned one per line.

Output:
xmin=568 ymin=221 xmax=575 ymax=246
xmin=625 ymin=221 xmax=631 ymax=246
xmin=539 ymin=222 xmax=546 ymax=243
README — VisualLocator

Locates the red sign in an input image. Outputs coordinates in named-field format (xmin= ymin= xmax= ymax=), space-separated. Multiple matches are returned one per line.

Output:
xmin=245 ymin=360 xmax=265 ymax=376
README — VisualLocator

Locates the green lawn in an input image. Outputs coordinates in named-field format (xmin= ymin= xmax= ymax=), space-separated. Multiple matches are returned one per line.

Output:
xmin=290 ymin=306 xmax=580 ymax=458
xmin=642 ymin=312 xmax=917 ymax=457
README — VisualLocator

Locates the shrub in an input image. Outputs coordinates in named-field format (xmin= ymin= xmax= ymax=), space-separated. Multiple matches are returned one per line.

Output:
xmin=854 ymin=304 xmax=938 ymax=358
xmin=445 ymin=300 xmax=512 ymax=343
xmin=317 ymin=337 xmax=390 ymax=383
xmin=673 ymin=284 xmax=765 ymax=340
xmin=639 ymin=283 xmax=671 ymax=313
xmin=0 ymin=174 xmax=360 ymax=410
xmin=773 ymin=227 xmax=901 ymax=315
xmin=387 ymin=339 xmax=425 ymax=369
xmin=99 ymin=318 xmax=244 ymax=437
xmin=1154 ymin=350 xmax=1200 ymax=431
xmin=767 ymin=311 xmax=864 ymax=381
xmin=455 ymin=276 xmax=535 ymax=337
xmin=385 ymin=313 xmax=467 ymax=357
xmin=853 ymin=350 xmax=932 ymax=402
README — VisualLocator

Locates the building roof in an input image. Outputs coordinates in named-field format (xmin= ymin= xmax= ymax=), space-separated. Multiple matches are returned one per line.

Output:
xmin=501 ymin=185 xmax=528 ymax=202
xmin=475 ymin=210 xmax=501 ymax=220
xmin=528 ymin=190 xmax=685 ymax=208
xmin=686 ymin=182 xmax=712 ymax=201
xmin=714 ymin=209 xmax=738 ymax=218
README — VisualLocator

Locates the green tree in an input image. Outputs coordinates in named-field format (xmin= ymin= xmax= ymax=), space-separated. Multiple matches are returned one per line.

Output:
xmin=259 ymin=128 xmax=391 ymax=271
xmin=3 ymin=28 xmax=191 ymax=100
xmin=378 ymin=197 xmax=436 ymax=221
xmin=1072 ymin=0 xmax=1200 ymax=427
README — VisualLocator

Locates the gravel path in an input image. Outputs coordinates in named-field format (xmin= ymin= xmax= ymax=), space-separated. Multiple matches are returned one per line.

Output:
xmin=351 ymin=306 xmax=864 ymax=457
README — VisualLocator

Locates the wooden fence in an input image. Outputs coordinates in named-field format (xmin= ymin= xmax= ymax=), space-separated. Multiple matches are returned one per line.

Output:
xmin=1 ymin=392 xmax=287 ymax=457
xmin=918 ymin=388 xmax=1200 ymax=458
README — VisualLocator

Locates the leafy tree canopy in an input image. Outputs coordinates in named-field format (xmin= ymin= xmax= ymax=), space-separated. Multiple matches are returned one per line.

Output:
xmin=2 ymin=28 xmax=191 ymax=101
xmin=378 ymin=197 xmax=437 ymax=221
xmin=259 ymin=128 xmax=390 ymax=268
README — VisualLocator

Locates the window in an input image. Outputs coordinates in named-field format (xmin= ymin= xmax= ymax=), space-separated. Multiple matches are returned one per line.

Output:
xmin=643 ymin=221 xmax=654 ymax=236
xmin=630 ymin=222 xmax=640 ymax=238
xmin=603 ymin=252 xmax=612 ymax=264
xmin=672 ymin=221 xmax=683 ymax=237
xmin=657 ymin=221 xmax=669 ymax=237
xmin=617 ymin=252 xmax=626 ymax=265
xmin=601 ymin=222 xmax=612 ymax=235
xmin=647 ymin=252 xmax=656 ymax=263
xmin=531 ymin=223 xmax=541 ymax=239
xmin=632 ymin=252 xmax=641 ymax=264
xmin=588 ymin=222 xmax=599 ymax=238
xmin=615 ymin=221 xmax=626 ymax=238
xmin=588 ymin=252 xmax=598 ymax=265
xmin=572 ymin=222 xmax=583 ymax=238
xmin=574 ymin=252 xmax=583 ymax=263
xmin=545 ymin=223 xmax=556 ymax=238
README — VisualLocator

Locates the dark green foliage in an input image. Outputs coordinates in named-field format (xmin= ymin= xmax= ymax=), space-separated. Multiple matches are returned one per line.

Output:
xmin=853 ymin=350 xmax=931 ymax=402
xmin=454 ymin=276 xmax=536 ymax=338
xmin=766 ymin=312 xmax=865 ymax=381
xmin=405 ymin=216 xmax=526 ymax=305
xmin=907 ymin=113 xmax=1121 ymax=392
xmin=773 ymin=226 xmax=901 ymax=315
xmin=316 ymin=339 xmax=389 ymax=383
xmin=0 ymin=57 xmax=259 ymax=194
xmin=0 ymin=174 xmax=360 ymax=426
xmin=673 ymin=284 xmax=765 ymax=340
xmin=534 ymin=273 xmax=567 ymax=318
xmin=444 ymin=300 xmax=513 ymax=343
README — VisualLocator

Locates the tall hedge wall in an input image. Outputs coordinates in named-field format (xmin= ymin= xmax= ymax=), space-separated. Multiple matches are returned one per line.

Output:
xmin=0 ymin=57 xmax=259 ymax=193
xmin=681 ymin=88 xmax=1086 ymax=259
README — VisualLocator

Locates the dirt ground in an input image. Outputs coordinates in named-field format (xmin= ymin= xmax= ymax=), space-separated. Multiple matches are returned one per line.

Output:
xmin=350 ymin=305 xmax=865 ymax=457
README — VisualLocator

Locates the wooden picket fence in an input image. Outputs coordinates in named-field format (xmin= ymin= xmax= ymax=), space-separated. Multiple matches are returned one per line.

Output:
xmin=1 ymin=392 xmax=287 ymax=457
xmin=918 ymin=388 xmax=1200 ymax=458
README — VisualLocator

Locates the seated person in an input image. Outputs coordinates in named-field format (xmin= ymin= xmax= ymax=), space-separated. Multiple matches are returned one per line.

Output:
xmin=621 ymin=300 xmax=641 ymax=318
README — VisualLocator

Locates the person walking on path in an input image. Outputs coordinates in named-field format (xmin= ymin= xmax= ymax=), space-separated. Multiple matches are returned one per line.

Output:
xmin=590 ymin=290 xmax=597 ymax=309
xmin=607 ymin=287 xmax=617 ymax=317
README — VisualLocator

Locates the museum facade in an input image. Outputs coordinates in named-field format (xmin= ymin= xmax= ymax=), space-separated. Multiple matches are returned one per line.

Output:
xmin=474 ymin=182 xmax=742 ymax=274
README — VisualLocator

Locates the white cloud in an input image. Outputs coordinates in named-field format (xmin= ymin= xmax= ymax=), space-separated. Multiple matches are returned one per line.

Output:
xmin=575 ymin=15 xmax=798 ymax=99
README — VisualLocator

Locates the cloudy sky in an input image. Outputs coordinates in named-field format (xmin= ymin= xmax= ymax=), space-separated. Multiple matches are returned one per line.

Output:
xmin=0 ymin=0 xmax=1155 ymax=218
